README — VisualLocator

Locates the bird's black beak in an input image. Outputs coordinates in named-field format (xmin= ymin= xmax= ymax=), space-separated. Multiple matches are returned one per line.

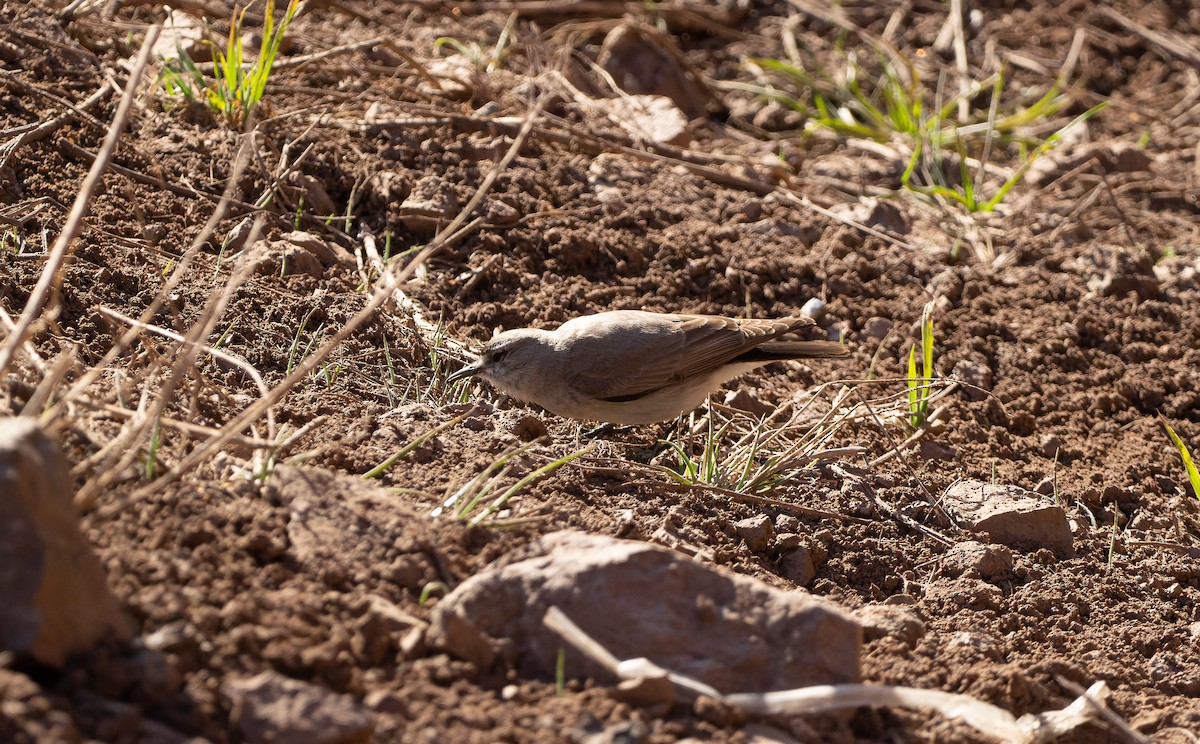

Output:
xmin=446 ymin=359 xmax=483 ymax=384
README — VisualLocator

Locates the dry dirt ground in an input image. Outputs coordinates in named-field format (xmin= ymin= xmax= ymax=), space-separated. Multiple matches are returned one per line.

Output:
xmin=2 ymin=0 xmax=1200 ymax=742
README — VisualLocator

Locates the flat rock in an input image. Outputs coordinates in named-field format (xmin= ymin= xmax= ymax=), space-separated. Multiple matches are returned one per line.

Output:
xmin=942 ymin=480 xmax=1073 ymax=555
xmin=428 ymin=531 xmax=860 ymax=693
xmin=598 ymin=24 xmax=709 ymax=118
xmin=855 ymin=604 xmax=926 ymax=646
xmin=226 ymin=670 xmax=374 ymax=744
xmin=941 ymin=540 xmax=1013 ymax=580
xmin=0 ymin=418 xmax=133 ymax=666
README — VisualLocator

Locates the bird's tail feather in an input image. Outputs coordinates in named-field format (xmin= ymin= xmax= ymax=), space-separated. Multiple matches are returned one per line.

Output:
xmin=741 ymin=340 xmax=849 ymax=361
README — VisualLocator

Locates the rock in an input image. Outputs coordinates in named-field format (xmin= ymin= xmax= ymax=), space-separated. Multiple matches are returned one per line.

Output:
xmin=419 ymin=56 xmax=475 ymax=100
xmin=855 ymin=604 xmax=926 ymax=646
xmin=723 ymin=389 xmax=774 ymax=418
xmin=224 ymin=216 xmax=260 ymax=253
xmin=282 ymin=231 xmax=354 ymax=269
xmin=942 ymin=480 xmax=1073 ymax=555
xmin=923 ymin=577 xmax=1003 ymax=611
xmin=610 ymin=671 xmax=674 ymax=708
xmin=863 ymin=316 xmax=892 ymax=340
xmin=604 ymin=94 xmax=691 ymax=146
xmin=827 ymin=197 xmax=909 ymax=236
xmin=926 ymin=269 xmax=963 ymax=303
xmin=950 ymin=359 xmax=993 ymax=401
xmin=1034 ymin=477 xmax=1057 ymax=497
xmin=598 ymin=24 xmax=710 ymax=118
xmin=941 ymin=540 xmax=1013 ymax=580
xmin=427 ymin=531 xmax=860 ymax=693
xmin=287 ymin=174 xmax=338 ymax=217
xmin=778 ymin=546 xmax=816 ymax=586
xmin=751 ymin=100 xmax=805 ymax=131
xmin=398 ymin=175 xmax=458 ymax=232
xmin=226 ymin=671 xmax=374 ymax=744
xmin=0 ymin=418 xmax=134 ymax=667
xmin=800 ymin=297 xmax=826 ymax=321
xmin=734 ymin=515 xmax=774 ymax=553
xmin=247 ymin=239 xmax=323 ymax=279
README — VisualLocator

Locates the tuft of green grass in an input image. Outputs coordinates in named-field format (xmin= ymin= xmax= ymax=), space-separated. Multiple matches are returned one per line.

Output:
xmin=738 ymin=40 xmax=1105 ymax=212
xmin=907 ymin=302 xmax=934 ymax=429
xmin=1159 ymin=413 xmax=1200 ymax=500
xmin=159 ymin=0 xmax=301 ymax=126
xmin=434 ymin=442 xmax=594 ymax=525
xmin=434 ymin=11 xmax=517 ymax=73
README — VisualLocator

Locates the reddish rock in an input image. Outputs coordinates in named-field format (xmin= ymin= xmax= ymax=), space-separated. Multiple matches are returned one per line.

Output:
xmin=0 ymin=418 xmax=133 ymax=667
xmin=942 ymin=480 xmax=1073 ymax=555
xmin=428 ymin=531 xmax=860 ymax=693
xmin=226 ymin=671 xmax=374 ymax=744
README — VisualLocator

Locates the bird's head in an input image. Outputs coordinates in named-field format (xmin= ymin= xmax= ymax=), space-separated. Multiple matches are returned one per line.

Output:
xmin=446 ymin=329 xmax=549 ymax=399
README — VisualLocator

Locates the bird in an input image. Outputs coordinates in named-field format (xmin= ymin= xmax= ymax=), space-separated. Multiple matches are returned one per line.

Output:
xmin=446 ymin=310 xmax=848 ymax=425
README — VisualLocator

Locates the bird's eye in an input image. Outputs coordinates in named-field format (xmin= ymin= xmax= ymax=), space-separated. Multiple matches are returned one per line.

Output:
xmin=490 ymin=349 xmax=508 ymax=363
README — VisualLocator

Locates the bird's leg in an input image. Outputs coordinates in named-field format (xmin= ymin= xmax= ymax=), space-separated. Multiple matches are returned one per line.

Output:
xmin=582 ymin=422 xmax=639 ymax=439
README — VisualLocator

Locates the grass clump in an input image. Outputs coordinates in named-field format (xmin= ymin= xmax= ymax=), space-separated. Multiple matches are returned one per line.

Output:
xmin=159 ymin=0 xmax=301 ymax=126
xmin=907 ymin=302 xmax=935 ymax=429
xmin=736 ymin=31 xmax=1104 ymax=212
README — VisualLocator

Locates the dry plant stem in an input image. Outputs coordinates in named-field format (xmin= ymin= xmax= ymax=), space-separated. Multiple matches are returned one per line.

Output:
xmin=0 ymin=306 xmax=46 ymax=373
xmin=21 ymin=348 xmax=76 ymax=416
xmin=103 ymin=97 xmax=548 ymax=515
xmin=78 ymin=214 xmax=267 ymax=508
xmin=0 ymin=79 xmax=112 ymax=169
xmin=869 ymin=404 xmax=949 ymax=468
xmin=0 ymin=25 xmax=159 ymax=380
xmin=94 ymin=307 xmax=275 ymax=436
xmin=543 ymin=606 xmax=1108 ymax=742
xmin=79 ymin=400 xmax=274 ymax=448
xmin=1099 ymin=7 xmax=1200 ymax=68
xmin=51 ymin=171 xmax=261 ymax=419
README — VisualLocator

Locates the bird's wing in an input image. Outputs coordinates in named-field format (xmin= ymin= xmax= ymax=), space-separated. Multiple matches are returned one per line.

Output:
xmin=566 ymin=313 xmax=813 ymax=401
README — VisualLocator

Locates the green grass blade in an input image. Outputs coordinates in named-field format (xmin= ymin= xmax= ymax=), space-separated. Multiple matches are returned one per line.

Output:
xmin=1160 ymin=413 xmax=1200 ymax=500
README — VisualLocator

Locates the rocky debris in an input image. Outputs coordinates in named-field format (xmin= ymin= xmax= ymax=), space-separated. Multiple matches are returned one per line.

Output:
xmin=604 ymin=94 xmax=691 ymax=146
xmin=923 ymin=577 xmax=1004 ymax=612
xmin=855 ymin=604 xmax=926 ymax=646
xmin=734 ymin=515 xmax=774 ymax=552
xmin=0 ymin=418 xmax=133 ymax=667
xmin=862 ymin=316 xmax=893 ymax=340
xmin=723 ymin=389 xmax=774 ymax=418
xmin=286 ymin=173 xmax=338 ymax=217
xmin=950 ymin=359 xmax=993 ymax=401
xmin=224 ymin=216 xmax=262 ymax=253
xmin=828 ymin=197 xmax=909 ymax=235
xmin=800 ymin=297 xmax=826 ymax=321
xmin=1027 ymin=141 xmax=1153 ymax=186
xmin=427 ymin=531 xmax=861 ymax=693
xmin=226 ymin=671 xmax=374 ymax=744
xmin=942 ymin=480 xmax=1073 ymax=555
xmin=282 ymin=231 xmax=355 ymax=269
xmin=246 ymin=238 xmax=323 ymax=279
xmin=750 ymin=100 xmax=806 ymax=131
xmin=398 ymin=175 xmax=459 ymax=231
xmin=598 ymin=24 xmax=710 ymax=118
xmin=926 ymin=269 xmax=963 ymax=303
xmin=419 ymin=56 xmax=475 ymax=100
xmin=940 ymin=540 xmax=1013 ymax=580
xmin=778 ymin=546 xmax=816 ymax=586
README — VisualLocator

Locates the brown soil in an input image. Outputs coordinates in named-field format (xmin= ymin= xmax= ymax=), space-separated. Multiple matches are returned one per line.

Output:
xmin=2 ymin=0 xmax=1200 ymax=742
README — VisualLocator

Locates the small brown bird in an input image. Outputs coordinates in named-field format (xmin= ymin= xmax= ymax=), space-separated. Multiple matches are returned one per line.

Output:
xmin=447 ymin=310 xmax=848 ymax=425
